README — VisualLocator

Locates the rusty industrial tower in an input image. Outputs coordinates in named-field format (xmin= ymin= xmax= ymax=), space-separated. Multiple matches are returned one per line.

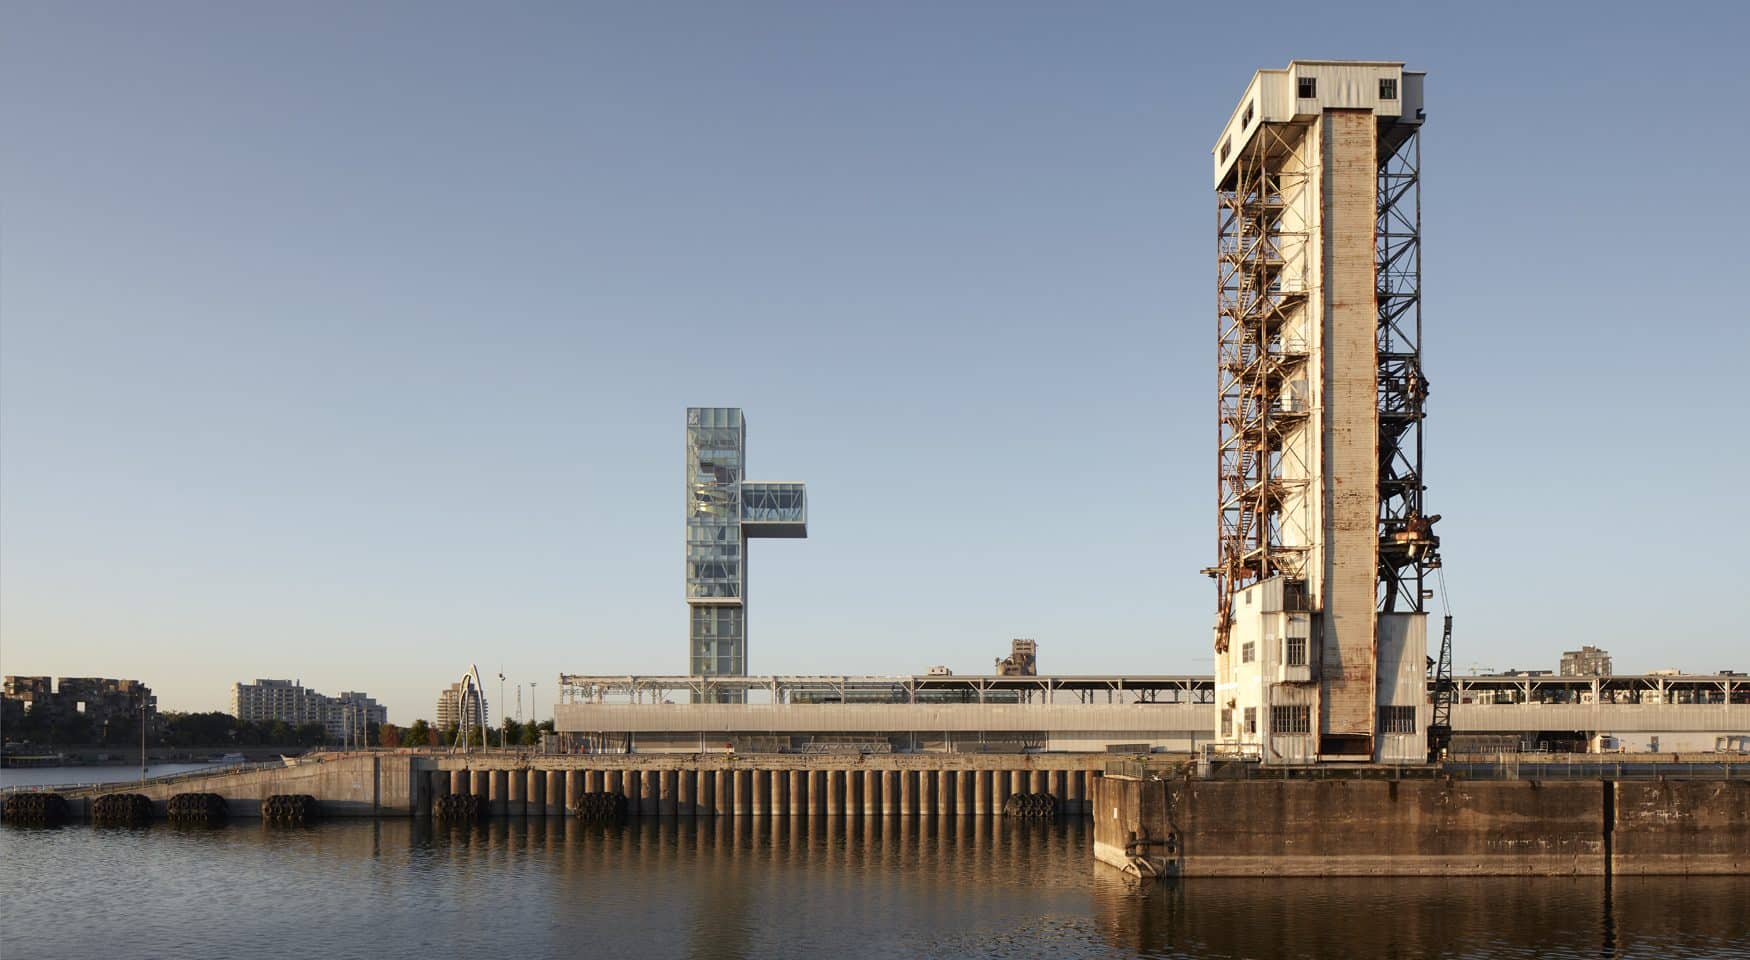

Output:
xmin=1206 ymin=61 xmax=1446 ymax=764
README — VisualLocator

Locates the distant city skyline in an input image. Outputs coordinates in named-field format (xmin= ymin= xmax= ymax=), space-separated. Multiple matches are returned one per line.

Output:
xmin=4 ymin=3 xmax=1748 ymax=722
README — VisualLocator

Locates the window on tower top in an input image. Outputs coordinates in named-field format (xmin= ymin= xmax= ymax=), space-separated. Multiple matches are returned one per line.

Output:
xmin=1298 ymin=77 xmax=1316 ymax=98
xmin=1380 ymin=78 xmax=1398 ymax=99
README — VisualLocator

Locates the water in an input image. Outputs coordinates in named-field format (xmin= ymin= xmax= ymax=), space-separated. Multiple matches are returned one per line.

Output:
xmin=0 ymin=764 xmax=214 ymax=790
xmin=2 ymin=818 xmax=1746 ymax=959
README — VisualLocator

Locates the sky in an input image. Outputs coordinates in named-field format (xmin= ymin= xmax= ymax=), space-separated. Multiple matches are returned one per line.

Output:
xmin=4 ymin=1 xmax=1747 ymax=723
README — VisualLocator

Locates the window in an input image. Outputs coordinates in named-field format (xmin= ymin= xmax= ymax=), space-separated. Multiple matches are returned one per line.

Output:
xmin=1380 ymin=705 xmax=1417 ymax=734
xmin=1298 ymin=77 xmax=1316 ymax=99
xmin=1271 ymin=705 xmax=1310 ymax=734
xmin=1242 ymin=101 xmax=1254 ymax=128
xmin=1379 ymin=78 xmax=1398 ymax=100
xmin=1220 ymin=707 xmax=1233 ymax=739
xmin=1220 ymin=137 xmax=1231 ymax=162
xmin=1241 ymin=641 xmax=1255 ymax=664
xmin=1244 ymin=707 xmax=1257 ymax=735
xmin=1285 ymin=636 xmax=1307 ymax=667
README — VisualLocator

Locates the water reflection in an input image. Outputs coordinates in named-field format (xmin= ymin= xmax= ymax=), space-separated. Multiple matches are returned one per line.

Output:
xmin=3 ymin=816 xmax=1747 ymax=960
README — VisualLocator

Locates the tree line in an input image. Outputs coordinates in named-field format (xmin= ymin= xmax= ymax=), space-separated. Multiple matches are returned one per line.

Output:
xmin=5 ymin=709 xmax=556 ymax=750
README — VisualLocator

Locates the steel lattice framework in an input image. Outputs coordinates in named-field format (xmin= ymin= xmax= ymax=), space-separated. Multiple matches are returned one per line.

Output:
xmin=1375 ymin=125 xmax=1441 ymax=613
xmin=1212 ymin=123 xmax=1310 ymax=651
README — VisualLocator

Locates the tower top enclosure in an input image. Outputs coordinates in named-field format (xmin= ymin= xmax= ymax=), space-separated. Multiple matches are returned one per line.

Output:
xmin=1209 ymin=61 xmax=1443 ymax=765
xmin=1212 ymin=61 xmax=1425 ymax=188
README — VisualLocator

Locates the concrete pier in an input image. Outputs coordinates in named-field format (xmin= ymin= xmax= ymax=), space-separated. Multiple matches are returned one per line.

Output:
xmin=900 ymin=770 xmax=916 ymax=816
xmin=565 ymin=770 xmax=583 ymax=814
xmin=659 ymin=769 xmax=678 ymax=817
xmin=526 ymin=769 xmax=544 ymax=816
xmin=975 ymin=770 xmax=990 ymax=815
xmin=714 ymin=770 xmax=730 ymax=816
xmin=810 ymin=770 xmax=826 ymax=817
xmin=958 ymin=771 xmax=975 ymax=816
xmin=826 ymin=770 xmax=844 ymax=816
xmin=884 ymin=771 xmax=900 ymax=815
xmin=789 ymin=770 xmax=805 ymax=817
xmin=507 ymin=769 xmax=526 ymax=817
xmin=679 ymin=769 xmax=696 ymax=816
xmin=753 ymin=768 xmax=770 ymax=817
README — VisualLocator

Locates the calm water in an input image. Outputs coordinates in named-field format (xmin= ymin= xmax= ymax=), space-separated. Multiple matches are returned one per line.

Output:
xmin=2 ymin=817 xmax=1747 ymax=960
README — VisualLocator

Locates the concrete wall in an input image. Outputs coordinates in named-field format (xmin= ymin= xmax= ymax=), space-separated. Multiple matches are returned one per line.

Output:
xmin=1612 ymin=780 xmax=1750 ymax=875
xmin=62 ymin=754 xmax=418 ymax=818
xmin=1093 ymin=774 xmax=1750 ymax=877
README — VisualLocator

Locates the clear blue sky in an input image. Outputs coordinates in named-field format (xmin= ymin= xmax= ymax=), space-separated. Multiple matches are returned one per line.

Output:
xmin=4 ymin=2 xmax=1746 ymax=723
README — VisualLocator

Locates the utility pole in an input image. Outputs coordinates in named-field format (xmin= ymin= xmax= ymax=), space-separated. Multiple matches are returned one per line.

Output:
xmin=531 ymin=682 xmax=539 ymax=738
xmin=498 ymin=671 xmax=506 ymax=749
xmin=140 ymin=699 xmax=147 ymax=785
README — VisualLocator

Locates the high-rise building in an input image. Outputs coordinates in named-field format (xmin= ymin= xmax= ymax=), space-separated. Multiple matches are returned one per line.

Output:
xmin=1560 ymin=646 xmax=1614 ymax=677
xmin=685 ymin=408 xmax=807 ymax=694
xmin=230 ymin=679 xmax=386 ymax=740
xmin=436 ymin=681 xmax=490 ymax=729
xmin=1207 ymin=62 xmax=1441 ymax=764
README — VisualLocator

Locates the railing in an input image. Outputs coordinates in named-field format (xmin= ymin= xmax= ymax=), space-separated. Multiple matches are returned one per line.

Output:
xmin=1 ymin=759 xmax=288 ymax=797
xmin=1100 ymin=755 xmax=1750 ymax=782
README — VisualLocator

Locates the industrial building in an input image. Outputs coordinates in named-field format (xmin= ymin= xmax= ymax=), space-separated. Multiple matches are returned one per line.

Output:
xmin=552 ymin=672 xmax=1750 ymax=756
xmin=685 ymin=407 xmax=807 ymax=695
xmin=230 ymin=679 xmax=387 ymax=740
xmin=1206 ymin=61 xmax=1440 ymax=764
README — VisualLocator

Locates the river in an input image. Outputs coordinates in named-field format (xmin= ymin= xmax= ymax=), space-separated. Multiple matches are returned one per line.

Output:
xmin=2 ymin=817 xmax=1746 ymax=959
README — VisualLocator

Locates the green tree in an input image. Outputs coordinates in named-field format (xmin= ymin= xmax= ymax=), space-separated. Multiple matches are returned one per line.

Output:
xmin=405 ymin=719 xmax=432 ymax=747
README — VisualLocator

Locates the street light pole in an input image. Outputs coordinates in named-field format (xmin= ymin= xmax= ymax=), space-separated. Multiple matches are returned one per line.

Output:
xmin=140 ymin=699 xmax=147 ymax=785
xmin=498 ymin=672 xmax=506 ymax=749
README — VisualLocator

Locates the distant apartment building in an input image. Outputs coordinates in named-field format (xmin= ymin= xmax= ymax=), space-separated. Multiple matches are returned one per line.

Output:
xmin=436 ymin=681 xmax=489 ymax=730
xmin=1561 ymin=646 xmax=1614 ymax=677
xmin=230 ymin=679 xmax=387 ymax=740
xmin=2 ymin=676 xmax=157 ymax=739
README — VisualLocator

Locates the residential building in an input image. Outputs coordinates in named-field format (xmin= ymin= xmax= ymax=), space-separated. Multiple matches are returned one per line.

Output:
xmin=229 ymin=679 xmax=387 ymax=740
xmin=1561 ymin=646 xmax=1614 ymax=677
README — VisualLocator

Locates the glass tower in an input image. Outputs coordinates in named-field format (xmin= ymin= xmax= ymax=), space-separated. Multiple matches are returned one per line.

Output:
xmin=686 ymin=408 xmax=806 ymax=693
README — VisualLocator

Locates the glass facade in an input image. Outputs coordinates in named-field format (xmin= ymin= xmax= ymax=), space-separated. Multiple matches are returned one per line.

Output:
xmin=685 ymin=408 xmax=807 ymax=690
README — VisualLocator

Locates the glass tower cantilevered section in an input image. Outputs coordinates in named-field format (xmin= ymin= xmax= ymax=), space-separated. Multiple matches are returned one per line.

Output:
xmin=685 ymin=408 xmax=807 ymax=689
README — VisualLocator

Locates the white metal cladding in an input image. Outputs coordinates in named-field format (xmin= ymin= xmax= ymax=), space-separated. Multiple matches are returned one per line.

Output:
xmin=555 ymin=702 xmax=1213 ymax=734
xmin=1212 ymin=61 xmax=1422 ymax=188
xmin=1452 ymin=703 xmax=1750 ymax=734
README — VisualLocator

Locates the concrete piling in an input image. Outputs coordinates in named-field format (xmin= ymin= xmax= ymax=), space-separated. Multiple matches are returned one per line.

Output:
xmin=864 ymin=769 xmax=880 ymax=817
xmin=679 ymin=769 xmax=697 ymax=817
xmin=810 ymin=770 xmax=826 ymax=817
xmin=958 ymin=770 xmax=975 ymax=816
xmin=564 ymin=770 xmax=582 ymax=816
xmin=789 ymin=770 xmax=805 ymax=817
xmin=527 ymin=770 xmax=544 ymax=816
xmin=659 ymin=770 xmax=678 ymax=817
xmin=753 ymin=769 xmax=770 ymax=817
xmin=507 ymin=769 xmax=526 ymax=817
xmin=975 ymin=770 xmax=991 ymax=815
xmin=642 ymin=770 xmax=660 ymax=817
xmin=900 ymin=770 xmax=916 ymax=816
xmin=884 ymin=770 xmax=901 ymax=816
xmin=714 ymin=770 xmax=730 ymax=817
xmin=731 ymin=770 xmax=747 ymax=817
xmin=1032 ymin=770 xmax=1048 ymax=796
xmin=770 ymin=768 xmax=787 ymax=816
xmin=606 ymin=769 xmax=622 ymax=799
xmin=918 ymin=768 xmax=934 ymax=816
xmin=826 ymin=770 xmax=844 ymax=816
xmin=488 ymin=770 xmax=509 ymax=817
